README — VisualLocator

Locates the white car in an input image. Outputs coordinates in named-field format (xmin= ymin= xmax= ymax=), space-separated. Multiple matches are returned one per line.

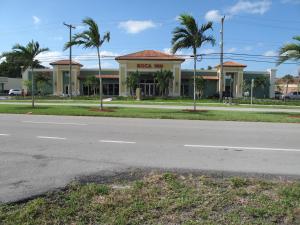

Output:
xmin=8 ymin=89 xmax=22 ymax=96
xmin=282 ymin=92 xmax=300 ymax=100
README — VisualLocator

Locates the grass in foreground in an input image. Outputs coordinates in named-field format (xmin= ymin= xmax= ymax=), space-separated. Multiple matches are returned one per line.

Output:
xmin=1 ymin=173 xmax=300 ymax=225
xmin=0 ymin=104 xmax=300 ymax=123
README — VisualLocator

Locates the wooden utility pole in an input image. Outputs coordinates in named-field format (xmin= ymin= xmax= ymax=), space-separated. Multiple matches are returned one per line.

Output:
xmin=219 ymin=16 xmax=225 ymax=101
xmin=63 ymin=22 xmax=75 ymax=98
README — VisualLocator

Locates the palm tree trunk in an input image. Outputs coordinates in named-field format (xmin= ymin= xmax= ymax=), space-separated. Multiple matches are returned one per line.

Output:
xmin=31 ymin=67 xmax=35 ymax=108
xmin=193 ymin=53 xmax=197 ymax=111
xmin=97 ymin=47 xmax=103 ymax=110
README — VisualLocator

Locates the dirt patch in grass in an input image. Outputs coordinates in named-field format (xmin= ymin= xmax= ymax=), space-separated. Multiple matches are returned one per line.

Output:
xmin=288 ymin=115 xmax=300 ymax=118
xmin=182 ymin=109 xmax=209 ymax=113
xmin=89 ymin=107 xmax=116 ymax=112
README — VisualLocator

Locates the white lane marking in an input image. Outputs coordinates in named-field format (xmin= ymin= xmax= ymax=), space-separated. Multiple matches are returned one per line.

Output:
xmin=100 ymin=140 xmax=136 ymax=144
xmin=0 ymin=134 xmax=10 ymax=136
xmin=22 ymin=121 xmax=87 ymax=126
xmin=37 ymin=136 xmax=66 ymax=140
xmin=184 ymin=144 xmax=300 ymax=152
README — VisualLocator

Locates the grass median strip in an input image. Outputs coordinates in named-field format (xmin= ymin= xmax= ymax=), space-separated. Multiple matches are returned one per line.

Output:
xmin=1 ymin=173 xmax=300 ymax=224
xmin=0 ymin=104 xmax=300 ymax=123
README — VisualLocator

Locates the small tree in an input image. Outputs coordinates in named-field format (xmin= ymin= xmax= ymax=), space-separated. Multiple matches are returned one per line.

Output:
xmin=90 ymin=76 xmax=99 ymax=95
xmin=195 ymin=76 xmax=206 ymax=99
xmin=35 ymin=73 xmax=51 ymax=96
xmin=83 ymin=76 xmax=94 ymax=96
xmin=207 ymin=65 xmax=212 ymax=70
xmin=154 ymin=70 xmax=173 ymax=97
xmin=126 ymin=70 xmax=140 ymax=96
xmin=282 ymin=74 xmax=294 ymax=94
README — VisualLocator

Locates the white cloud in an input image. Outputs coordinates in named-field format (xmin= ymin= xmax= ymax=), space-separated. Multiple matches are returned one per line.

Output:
xmin=0 ymin=56 xmax=6 ymax=64
xmin=35 ymin=51 xmax=64 ymax=66
xmin=202 ymin=48 xmax=217 ymax=55
xmin=281 ymin=0 xmax=300 ymax=4
xmin=118 ymin=20 xmax=158 ymax=34
xmin=32 ymin=16 xmax=41 ymax=25
xmin=205 ymin=10 xmax=223 ymax=22
xmin=204 ymin=0 xmax=272 ymax=22
xmin=227 ymin=0 xmax=272 ymax=15
xmin=227 ymin=47 xmax=237 ymax=53
xmin=264 ymin=50 xmax=277 ymax=56
xmin=244 ymin=46 xmax=253 ymax=51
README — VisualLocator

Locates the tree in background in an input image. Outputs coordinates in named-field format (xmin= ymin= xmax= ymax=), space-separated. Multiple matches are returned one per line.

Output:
xmin=154 ymin=70 xmax=173 ymax=97
xmin=207 ymin=65 xmax=212 ymax=70
xmin=35 ymin=73 xmax=51 ymax=96
xmin=126 ymin=70 xmax=140 ymax=97
xmin=281 ymin=74 xmax=294 ymax=95
xmin=0 ymin=50 xmax=45 ymax=78
xmin=2 ymin=41 xmax=48 ymax=107
xmin=83 ymin=76 xmax=93 ymax=96
xmin=195 ymin=76 xmax=206 ymax=99
xmin=172 ymin=13 xmax=215 ymax=110
xmin=277 ymin=36 xmax=300 ymax=65
xmin=65 ymin=17 xmax=110 ymax=110
xmin=254 ymin=76 xmax=268 ymax=98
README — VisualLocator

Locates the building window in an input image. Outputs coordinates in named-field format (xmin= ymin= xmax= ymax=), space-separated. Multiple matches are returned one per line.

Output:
xmin=103 ymin=83 xmax=119 ymax=96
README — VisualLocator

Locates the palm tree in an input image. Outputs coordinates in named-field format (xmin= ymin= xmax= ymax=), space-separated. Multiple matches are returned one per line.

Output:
xmin=277 ymin=36 xmax=300 ymax=65
xmin=5 ymin=41 xmax=49 ymax=107
xmin=64 ymin=17 xmax=110 ymax=110
xmin=172 ymin=14 xmax=215 ymax=110
xmin=126 ymin=70 xmax=140 ymax=97
xmin=154 ymin=70 xmax=173 ymax=97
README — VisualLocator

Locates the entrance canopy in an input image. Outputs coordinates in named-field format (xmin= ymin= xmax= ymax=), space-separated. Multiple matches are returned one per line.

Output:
xmin=115 ymin=50 xmax=185 ymax=97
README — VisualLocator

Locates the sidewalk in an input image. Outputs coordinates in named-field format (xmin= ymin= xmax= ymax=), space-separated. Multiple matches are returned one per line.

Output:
xmin=1 ymin=101 xmax=300 ymax=113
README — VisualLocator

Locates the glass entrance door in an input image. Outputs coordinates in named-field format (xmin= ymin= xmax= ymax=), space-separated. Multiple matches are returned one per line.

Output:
xmin=140 ymin=83 xmax=156 ymax=96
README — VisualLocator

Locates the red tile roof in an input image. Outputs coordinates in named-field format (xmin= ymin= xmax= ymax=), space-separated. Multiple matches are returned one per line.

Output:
xmin=215 ymin=61 xmax=247 ymax=68
xmin=115 ymin=50 xmax=185 ymax=61
xmin=50 ymin=60 xmax=83 ymax=67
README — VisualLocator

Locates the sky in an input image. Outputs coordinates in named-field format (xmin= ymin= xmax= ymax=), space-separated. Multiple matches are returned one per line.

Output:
xmin=0 ymin=0 xmax=299 ymax=77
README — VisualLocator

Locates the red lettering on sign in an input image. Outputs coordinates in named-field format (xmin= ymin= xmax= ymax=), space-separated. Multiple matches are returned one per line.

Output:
xmin=137 ymin=64 xmax=152 ymax=68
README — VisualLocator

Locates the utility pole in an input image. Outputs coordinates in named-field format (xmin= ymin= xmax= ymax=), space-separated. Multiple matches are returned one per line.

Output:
xmin=63 ymin=22 xmax=75 ymax=98
xmin=219 ymin=16 xmax=225 ymax=101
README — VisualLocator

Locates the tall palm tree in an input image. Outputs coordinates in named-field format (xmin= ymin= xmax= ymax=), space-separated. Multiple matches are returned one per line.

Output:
xmin=6 ymin=41 xmax=49 ymax=107
xmin=64 ymin=17 xmax=110 ymax=110
xmin=172 ymin=14 xmax=215 ymax=110
xmin=277 ymin=36 xmax=300 ymax=65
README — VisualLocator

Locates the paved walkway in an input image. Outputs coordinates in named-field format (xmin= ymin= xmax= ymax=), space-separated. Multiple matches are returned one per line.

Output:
xmin=1 ymin=101 xmax=300 ymax=113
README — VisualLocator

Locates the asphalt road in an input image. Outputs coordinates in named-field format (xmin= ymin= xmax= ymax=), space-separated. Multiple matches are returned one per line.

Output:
xmin=1 ymin=114 xmax=300 ymax=203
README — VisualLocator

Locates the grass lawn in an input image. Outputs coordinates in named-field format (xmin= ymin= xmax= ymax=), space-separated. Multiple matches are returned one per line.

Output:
xmin=1 ymin=173 xmax=300 ymax=224
xmin=0 ymin=104 xmax=300 ymax=123
xmin=3 ymin=97 xmax=300 ymax=109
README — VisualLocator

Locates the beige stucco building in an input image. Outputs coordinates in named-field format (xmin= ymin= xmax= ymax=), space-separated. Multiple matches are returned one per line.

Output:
xmin=21 ymin=50 xmax=276 ymax=98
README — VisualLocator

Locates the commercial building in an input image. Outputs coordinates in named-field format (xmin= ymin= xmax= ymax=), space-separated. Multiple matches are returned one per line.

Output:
xmin=22 ymin=50 xmax=277 ymax=98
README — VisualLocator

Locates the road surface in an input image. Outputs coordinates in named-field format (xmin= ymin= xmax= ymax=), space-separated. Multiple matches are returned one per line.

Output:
xmin=1 ymin=114 xmax=300 ymax=203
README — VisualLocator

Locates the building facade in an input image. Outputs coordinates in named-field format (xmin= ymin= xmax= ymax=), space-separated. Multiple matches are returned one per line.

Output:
xmin=22 ymin=50 xmax=277 ymax=98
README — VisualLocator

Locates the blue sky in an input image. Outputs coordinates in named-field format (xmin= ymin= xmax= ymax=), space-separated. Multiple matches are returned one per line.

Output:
xmin=0 ymin=0 xmax=299 ymax=76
